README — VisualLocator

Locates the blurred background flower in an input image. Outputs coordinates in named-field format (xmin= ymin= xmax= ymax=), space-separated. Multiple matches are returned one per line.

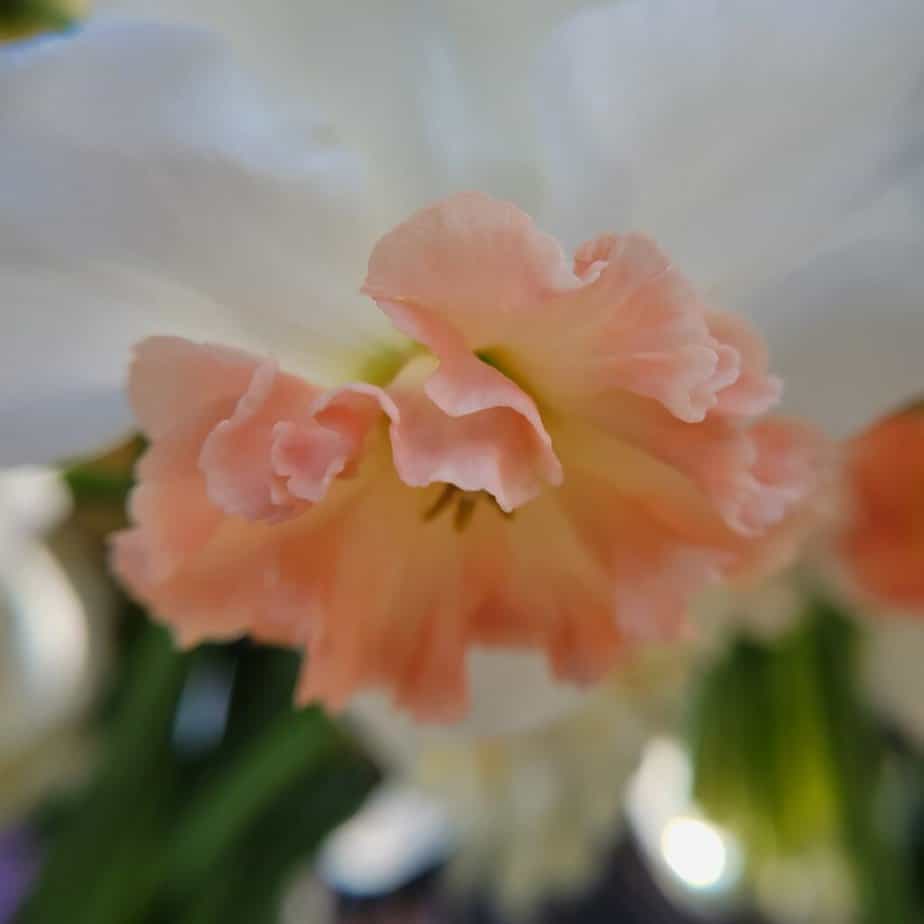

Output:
xmin=0 ymin=467 xmax=111 ymax=826
xmin=362 ymin=649 xmax=691 ymax=917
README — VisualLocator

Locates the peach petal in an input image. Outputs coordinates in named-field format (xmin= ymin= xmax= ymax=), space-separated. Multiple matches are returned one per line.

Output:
xmin=549 ymin=234 xmax=739 ymax=423
xmin=745 ymin=417 xmax=822 ymax=530
xmin=199 ymin=359 xmax=322 ymax=520
xmin=575 ymin=388 xmax=823 ymax=540
xmin=271 ymin=385 xmax=398 ymax=504
xmin=363 ymin=191 xmax=580 ymax=348
xmin=707 ymin=312 xmax=783 ymax=417
xmin=839 ymin=407 xmax=924 ymax=611
xmin=129 ymin=336 xmax=260 ymax=440
xmin=378 ymin=315 xmax=562 ymax=509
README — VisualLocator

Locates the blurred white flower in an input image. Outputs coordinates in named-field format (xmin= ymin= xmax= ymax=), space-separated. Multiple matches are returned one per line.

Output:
xmin=348 ymin=649 xmax=691 ymax=916
xmin=318 ymin=783 xmax=453 ymax=898
xmin=693 ymin=571 xmax=809 ymax=652
xmin=0 ymin=470 xmax=111 ymax=823
xmin=862 ymin=618 xmax=924 ymax=748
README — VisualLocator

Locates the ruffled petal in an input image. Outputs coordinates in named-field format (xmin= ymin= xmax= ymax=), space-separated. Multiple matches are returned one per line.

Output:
xmin=380 ymin=341 xmax=562 ymax=512
xmin=550 ymin=233 xmax=742 ymax=422
xmin=364 ymin=192 xmax=579 ymax=348
xmin=707 ymin=312 xmax=782 ymax=417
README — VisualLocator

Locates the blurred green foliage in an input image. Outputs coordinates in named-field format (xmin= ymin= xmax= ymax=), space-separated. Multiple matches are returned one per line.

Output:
xmin=0 ymin=0 xmax=81 ymax=40
xmin=17 ymin=458 xmax=378 ymax=924
xmin=690 ymin=601 xmax=918 ymax=923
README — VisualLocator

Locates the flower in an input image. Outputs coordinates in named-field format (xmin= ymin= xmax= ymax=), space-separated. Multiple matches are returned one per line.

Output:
xmin=3 ymin=6 xmax=924 ymax=727
xmin=835 ymin=404 xmax=924 ymax=746
xmin=91 ymin=0 xmax=924 ymax=440
xmin=417 ymin=652 xmax=690 ymax=914
xmin=108 ymin=190 xmax=819 ymax=722
xmin=346 ymin=647 xmax=691 ymax=916
xmin=838 ymin=405 xmax=924 ymax=613
xmin=0 ymin=469 xmax=111 ymax=824
xmin=691 ymin=399 xmax=924 ymax=775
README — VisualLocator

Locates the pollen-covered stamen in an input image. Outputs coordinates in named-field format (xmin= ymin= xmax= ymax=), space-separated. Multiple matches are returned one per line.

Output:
xmin=422 ymin=483 xmax=513 ymax=530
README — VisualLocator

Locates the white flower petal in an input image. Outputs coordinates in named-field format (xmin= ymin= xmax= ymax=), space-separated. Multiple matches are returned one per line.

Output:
xmin=535 ymin=0 xmax=924 ymax=293
xmin=863 ymin=619 xmax=924 ymax=750
xmin=350 ymin=651 xmax=690 ymax=912
xmin=94 ymin=2 xmax=478 ymax=212
xmin=349 ymin=649 xmax=589 ymax=761
xmin=1 ymin=23 xmax=402 ymax=462
xmin=97 ymin=1 xmax=597 ymax=218
xmin=741 ymin=237 xmax=924 ymax=436
xmin=0 ymin=263 xmax=245 ymax=464
xmin=317 ymin=783 xmax=453 ymax=897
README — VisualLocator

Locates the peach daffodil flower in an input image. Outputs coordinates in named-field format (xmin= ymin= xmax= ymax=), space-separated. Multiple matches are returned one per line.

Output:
xmin=111 ymin=191 xmax=821 ymax=721
xmin=3 ymin=6 xmax=924 ymax=728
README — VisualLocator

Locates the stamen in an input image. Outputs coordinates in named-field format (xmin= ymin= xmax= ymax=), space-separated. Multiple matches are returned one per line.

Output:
xmin=454 ymin=495 xmax=477 ymax=532
xmin=423 ymin=484 xmax=457 ymax=521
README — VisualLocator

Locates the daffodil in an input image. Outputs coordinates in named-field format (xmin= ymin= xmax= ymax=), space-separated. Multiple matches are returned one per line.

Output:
xmin=395 ymin=655 xmax=690 ymax=913
xmin=3 ymin=3 xmax=923 ymax=728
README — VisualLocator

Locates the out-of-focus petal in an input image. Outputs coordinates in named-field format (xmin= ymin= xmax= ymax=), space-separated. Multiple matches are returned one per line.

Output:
xmin=0 ymin=265 xmax=241 ymax=465
xmin=743 ymin=238 xmax=924 ymax=436
xmin=535 ymin=0 xmax=924 ymax=298
xmin=98 ymin=1 xmax=598 ymax=217
xmin=0 ymin=23 xmax=401 ymax=462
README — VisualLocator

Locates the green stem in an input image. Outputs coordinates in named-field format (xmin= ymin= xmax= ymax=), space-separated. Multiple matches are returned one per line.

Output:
xmin=64 ymin=469 xmax=135 ymax=505
xmin=163 ymin=708 xmax=346 ymax=895
xmin=809 ymin=602 xmax=917 ymax=924
xmin=19 ymin=625 xmax=188 ymax=924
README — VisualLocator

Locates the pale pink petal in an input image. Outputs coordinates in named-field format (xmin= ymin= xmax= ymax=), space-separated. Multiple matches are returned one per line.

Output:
xmin=199 ymin=359 xmax=321 ymax=521
xmin=355 ymin=229 xmax=563 ymax=508
xmin=379 ymin=328 xmax=562 ymax=510
xmin=707 ymin=312 xmax=783 ymax=417
xmin=122 ymin=447 xmax=223 ymax=588
xmin=743 ymin=417 xmax=823 ymax=533
xmin=129 ymin=337 xmax=260 ymax=440
xmin=114 ymin=337 xmax=395 ymax=641
xmin=363 ymin=191 xmax=580 ymax=348
xmin=572 ymin=387 xmax=824 ymax=540
xmin=273 ymin=384 xmax=399 ymax=503
xmin=518 ymin=234 xmax=741 ymax=424
xmin=839 ymin=408 xmax=924 ymax=612
xmin=270 ymin=421 xmax=353 ymax=506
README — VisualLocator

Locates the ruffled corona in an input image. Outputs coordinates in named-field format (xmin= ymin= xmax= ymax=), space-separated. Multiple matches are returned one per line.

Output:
xmin=113 ymin=193 xmax=821 ymax=722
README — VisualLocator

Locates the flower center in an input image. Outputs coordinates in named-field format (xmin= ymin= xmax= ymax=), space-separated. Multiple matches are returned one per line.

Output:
xmin=356 ymin=343 xmax=423 ymax=387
